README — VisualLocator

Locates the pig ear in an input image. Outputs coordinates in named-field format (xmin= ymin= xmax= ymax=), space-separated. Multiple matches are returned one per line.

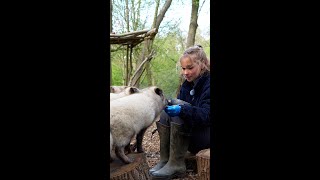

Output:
xmin=125 ymin=87 xmax=139 ymax=94
xmin=110 ymin=86 xmax=115 ymax=93
xmin=131 ymin=87 xmax=140 ymax=93
xmin=129 ymin=87 xmax=135 ymax=94
xmin=154 ymin=87 xmax=163 ymax=96
xmin=128 ymin=87 xmax=139 ymax=94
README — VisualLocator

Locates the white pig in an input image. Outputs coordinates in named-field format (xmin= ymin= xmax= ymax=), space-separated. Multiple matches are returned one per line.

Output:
xmin=110 ymin=86 xmax=167 ymax=164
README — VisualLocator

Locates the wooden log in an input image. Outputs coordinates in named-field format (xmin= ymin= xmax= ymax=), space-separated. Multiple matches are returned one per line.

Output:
xmin=110 ymin=152 xmax=151 ymax=180
xmin=196 ymin=148 xmax=210 ymax=180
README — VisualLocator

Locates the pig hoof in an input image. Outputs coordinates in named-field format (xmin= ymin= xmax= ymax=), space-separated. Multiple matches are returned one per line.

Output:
xmin=137 ymin=149 xmax=144 ymax=153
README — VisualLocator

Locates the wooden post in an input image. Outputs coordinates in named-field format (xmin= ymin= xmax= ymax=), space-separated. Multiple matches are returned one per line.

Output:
xmin=196 ymin=148 xmax=210 ymax=180
xmin=110 ymin=152 xmax=151 ymax=180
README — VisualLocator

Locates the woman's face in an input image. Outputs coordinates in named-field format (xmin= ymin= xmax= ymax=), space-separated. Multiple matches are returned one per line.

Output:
xmin=180 ymin=57 xmax=202 ymax=82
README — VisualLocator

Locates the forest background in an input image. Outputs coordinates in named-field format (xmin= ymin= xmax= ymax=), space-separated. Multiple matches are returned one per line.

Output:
xmin=111 ymin=0 xmax=210 ymax=98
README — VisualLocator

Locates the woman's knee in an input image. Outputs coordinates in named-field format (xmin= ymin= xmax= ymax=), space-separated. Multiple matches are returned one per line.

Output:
xmin=158 ymin=111 xmax=185 ymax=126
xmin=158 ymin=111 xmax=171 ymax=126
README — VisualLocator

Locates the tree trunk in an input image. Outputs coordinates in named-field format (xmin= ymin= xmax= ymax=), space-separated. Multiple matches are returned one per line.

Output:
xmin=146 ymin=61 xmax=153 ymax=86
xmin=154 ymin=0 xmax=173 ymax=30
xmin=186 ymin=0 xmax=200 ymax=48
xmin=176 ymin=0 xmax=200 ymax=96
xmin=152 ymin=0 xmax=160 ymax=29
xmin=110 ymin=152 xmax=151 ymax=180
xmin=131 ymin=0 xmax=141 ymax=31
xmin=125 ymin=0 xmax=130 ymax=32
xmin=110 ymin=0 xmax=112 ymax=86
xmin=125 ymin=44 xmax=130 ymax=85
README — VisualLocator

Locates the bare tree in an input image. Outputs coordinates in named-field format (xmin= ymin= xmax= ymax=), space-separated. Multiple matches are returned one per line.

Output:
xmin=129 ymin=0 xmax=173 ymax=87
xmin=110 ymin=0 xmax=113 ymax=86
xmin=176 ymin=0 xmax=201 ymax=96
xmin=125 ymin=0 xmax=130 ymax=32
xmin=186 ymin=0 xmax=200 ymax=48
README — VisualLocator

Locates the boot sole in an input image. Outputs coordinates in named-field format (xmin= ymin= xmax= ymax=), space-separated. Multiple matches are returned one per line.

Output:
xmin=150 ymin=172 xmax=187 ymax=180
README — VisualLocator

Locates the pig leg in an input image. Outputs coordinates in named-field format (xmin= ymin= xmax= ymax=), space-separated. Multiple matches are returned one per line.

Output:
xmin=124 ymin=142 xmax=137 ymax=154
xmin=136 ymin=127 xmax=147 ymax=153
xmin=124 ymin=144 xmax=132 ymax=154
xmin=115 ymin=146 xmax=133 ymax=164
xmin=124 ymin=135 xmax=136 ymax=154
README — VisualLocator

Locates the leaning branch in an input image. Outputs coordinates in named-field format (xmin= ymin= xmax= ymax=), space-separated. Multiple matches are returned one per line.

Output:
xmin=128 ymin=50 xmax=156 ymax=86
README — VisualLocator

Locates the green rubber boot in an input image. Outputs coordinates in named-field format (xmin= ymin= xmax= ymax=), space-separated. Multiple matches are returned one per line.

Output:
xmin=151 ymin=122 xmax=190 ymax=179
xmin=149 ymin=122 xmax=171 ymax=174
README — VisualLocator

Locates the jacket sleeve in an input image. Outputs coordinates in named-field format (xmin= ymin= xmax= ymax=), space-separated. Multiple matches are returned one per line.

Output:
xmin=179 ymin=85 xmax=210 ymax=126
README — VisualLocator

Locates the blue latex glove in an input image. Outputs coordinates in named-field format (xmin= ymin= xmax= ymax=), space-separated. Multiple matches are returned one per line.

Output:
xmin=164 ymin=105 xmax=181 ymax=117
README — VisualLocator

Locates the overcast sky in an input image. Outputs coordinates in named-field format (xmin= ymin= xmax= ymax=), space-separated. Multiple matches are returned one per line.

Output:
xmin=165 ymin=0 xmax=210 ymax=37
xmin=155 ymin=0 xmax=210 ymax=39
xmin=113 ymin=0 xmax=210 ymax=39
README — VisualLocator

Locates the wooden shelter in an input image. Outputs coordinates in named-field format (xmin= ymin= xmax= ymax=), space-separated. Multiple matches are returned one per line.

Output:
xmin=110 ymin=28 xmax=156 ymax=47
xmin=110 ymin=28 xmax=157 ymax=86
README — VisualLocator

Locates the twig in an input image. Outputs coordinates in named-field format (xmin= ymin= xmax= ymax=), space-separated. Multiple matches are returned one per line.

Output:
xmin=151 ymin=128 xmax=158 ymax=139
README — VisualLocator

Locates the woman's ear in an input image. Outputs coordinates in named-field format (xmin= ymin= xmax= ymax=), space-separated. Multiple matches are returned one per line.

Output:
xmin=200 ymin=63 xmax=205 ymax=70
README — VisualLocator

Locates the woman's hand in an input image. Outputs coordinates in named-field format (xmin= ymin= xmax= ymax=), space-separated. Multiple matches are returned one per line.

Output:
xmin=164 ymin=105 xmax=181 ymax=117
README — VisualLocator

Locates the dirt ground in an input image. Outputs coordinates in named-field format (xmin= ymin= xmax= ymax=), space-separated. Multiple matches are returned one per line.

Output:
xmin=140 ymin=121 xmax=199 ymax=180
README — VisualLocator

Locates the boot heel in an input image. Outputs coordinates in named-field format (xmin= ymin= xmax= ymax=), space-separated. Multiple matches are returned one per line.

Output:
xmin=151 ymin=176 xmax=170 ymax=180
xmin=171 ymin=171 xmax=187 ymax=179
